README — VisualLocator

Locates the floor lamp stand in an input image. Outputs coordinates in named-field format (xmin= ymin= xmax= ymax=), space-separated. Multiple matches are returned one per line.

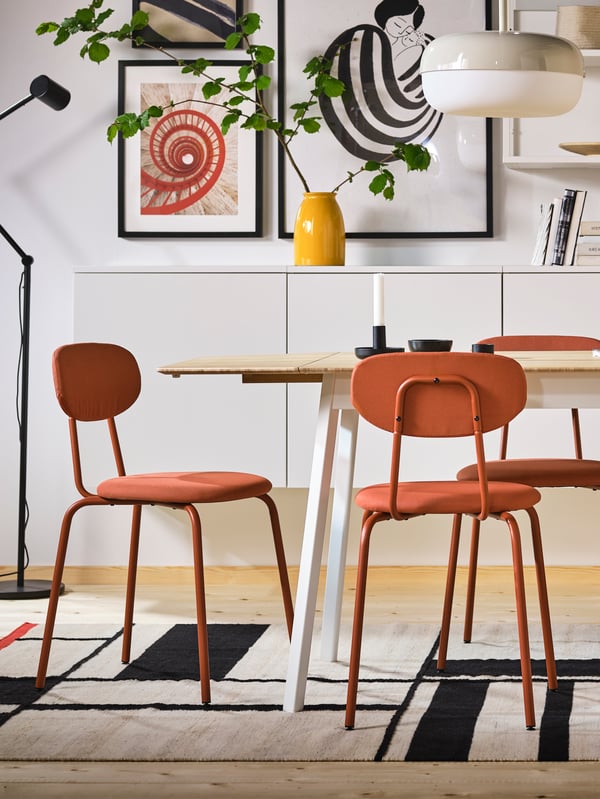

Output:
xmin=0 ymin=223 xmax=60 ymax=599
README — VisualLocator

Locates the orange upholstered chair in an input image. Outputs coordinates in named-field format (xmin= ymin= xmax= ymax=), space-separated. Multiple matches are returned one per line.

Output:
xmin=344 ymin=352 xmax=556 ymax=731
xmin=457 ymin=335 xmax=600 ymax=643
xmin=36 ymin=342 xmax=294 ymax=703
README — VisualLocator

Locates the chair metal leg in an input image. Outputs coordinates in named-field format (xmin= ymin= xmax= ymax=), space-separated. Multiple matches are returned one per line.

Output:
xmin=438 ymin=514 xmax=462 ymax=670
xmin=259 ymin=493 xmax=294 ymax=639
xmin=121 ymin=504 xmax=142 ymax=663
xmin=463 ymin=518 xmax=481 ymax=643
xmin=35 ymin=498 xmax=91 ymax=689
xmin=571 ymin=408 xmax=583 ymax=459
xmin=499 ymin=511 xmax=536 ymax=730
xmin=525 ymin=506 xmax=558 ymax=690
xmin=345 ymin=511 xmax=379 ymax=730
xmin=187 ymin=504 xmax=211 ymax=704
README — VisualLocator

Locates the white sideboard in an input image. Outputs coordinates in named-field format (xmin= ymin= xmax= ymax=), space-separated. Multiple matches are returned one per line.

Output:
xmin=74 ymin=265 xmax=600 ymax=488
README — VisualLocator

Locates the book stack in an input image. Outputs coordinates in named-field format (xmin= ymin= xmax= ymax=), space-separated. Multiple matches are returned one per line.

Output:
xmin=531 ymin=188 xmax=587 ymax=266
xmin=575 ymin=220 xmax=600 ymax=265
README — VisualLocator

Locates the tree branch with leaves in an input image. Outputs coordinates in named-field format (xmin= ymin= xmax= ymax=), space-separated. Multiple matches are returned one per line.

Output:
xmin=37 ymin=2 xmax=431 ymax=199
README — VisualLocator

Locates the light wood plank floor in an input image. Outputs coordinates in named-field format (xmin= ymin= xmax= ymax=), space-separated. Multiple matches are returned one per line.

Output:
xmin=1 ymin=565 xmax=599 ymax=798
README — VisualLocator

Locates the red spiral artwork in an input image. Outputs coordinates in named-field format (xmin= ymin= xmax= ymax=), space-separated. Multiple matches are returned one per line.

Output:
xmin=140 ymin=109 xmax=226 ymax=215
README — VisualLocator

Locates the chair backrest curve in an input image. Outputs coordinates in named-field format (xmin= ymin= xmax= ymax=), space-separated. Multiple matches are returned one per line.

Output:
xmin=479 ymin=334 xmax=600 ymax=351
xmin=351 ymin=352 xmax=527 ymax=437
xmin=53 ymin=342 xmax=142 ymax=422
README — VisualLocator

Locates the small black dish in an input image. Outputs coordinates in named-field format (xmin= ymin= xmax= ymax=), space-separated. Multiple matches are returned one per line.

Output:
xmin=408 ymin=339 xmax=453 ymax=352
xmin=471 ymin=343 xmax=495 ymax=353
xmin=354 ymin=346 xmax=405 ymax=359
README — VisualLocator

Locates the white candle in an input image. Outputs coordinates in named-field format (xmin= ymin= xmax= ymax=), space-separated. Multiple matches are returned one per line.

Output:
xmin=373 ymin=273 xmax=385 ymax=326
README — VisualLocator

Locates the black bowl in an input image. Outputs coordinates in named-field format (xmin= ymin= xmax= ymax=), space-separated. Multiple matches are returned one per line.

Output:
xmin=408 ymin=339 xmax=453 ymax=352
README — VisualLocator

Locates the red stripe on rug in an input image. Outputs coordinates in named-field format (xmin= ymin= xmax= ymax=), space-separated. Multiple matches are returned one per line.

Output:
xmin=0 ymin=622 xmax=37 ymax=650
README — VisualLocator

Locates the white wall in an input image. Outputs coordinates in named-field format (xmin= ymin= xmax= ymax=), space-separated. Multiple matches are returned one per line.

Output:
xmin=1 ymin=1 xmax=600 ymax=571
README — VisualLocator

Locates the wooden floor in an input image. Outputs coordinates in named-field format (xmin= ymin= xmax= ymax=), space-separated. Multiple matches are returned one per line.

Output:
xmin=1 ymin=565 xmax=599 ymax=797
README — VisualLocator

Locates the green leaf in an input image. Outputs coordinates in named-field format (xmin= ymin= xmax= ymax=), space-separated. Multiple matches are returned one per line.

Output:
xmin=251 ymin=44 xmax=275 ymax=65
xmin=255 ymin=74 xmax=271 ymax=91
xmin=300 ymin=118 xmax=321 ymax=133
xmin=202 ymin=81 xmax=223 ymax=99
xmin=36 ymin=21 xmax=59 ymax=35
xmin=383 ymin=186 xmax=395 ymax=200
xmin=55 ymin=27 xmax=71 ymax=45
xmin=321 ymin=75 xmax=345 ymax=98
xmin=96 ymin=8 xmax=115 ymax=26
xmin=226 ymin=95 xmax=245 ymax=106
xmin=394 ymin=142 xmax=431 ymax=172
xmin=107 ymin=123 xmax=119 ymax=143
xmin=88 ymin=40 xmax=110 ymax=62
xmin=369 ymin=174 xmax=388 ymax=195
xmin=225 ymin=31 xmax=243 ymax=50
xmin=242 ymin=112 xmax=267 ymax=131
xmin=75 ymin=8 xmax=94 ymax=26
xmin=303 ymin=56 xmax=324 ymax=77
xmin=238 ymin=64 xmax=252 ymax=82
xmin=239 ymin=12 xmax=260 ymax=36
xmin=184 ymin=58 xmax=212 ymax=76
xmin=221 ymin=111 xmax=241 ymax=134
xmin=146 ymin=105 xmax=163 ymax=119
xmin=363 ymin=161 xmax=379 ymax=172
xmin=130 ymin=10 xmax=148 ymax=29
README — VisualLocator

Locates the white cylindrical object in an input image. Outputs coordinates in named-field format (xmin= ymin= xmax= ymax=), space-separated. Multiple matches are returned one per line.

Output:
xmin=373 ymin=273 xmax=384 ymax=326
xmin=420 ymin=31 xmax=584 ymax=118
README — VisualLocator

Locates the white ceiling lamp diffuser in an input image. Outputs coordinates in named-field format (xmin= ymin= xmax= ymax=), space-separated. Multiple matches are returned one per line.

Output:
xmin=419 ymin=1 xmax=584 ymax=118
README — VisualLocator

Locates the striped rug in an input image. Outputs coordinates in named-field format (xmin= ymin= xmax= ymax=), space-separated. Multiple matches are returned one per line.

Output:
xmin=1 ymin=622 xmax=599 ymax=761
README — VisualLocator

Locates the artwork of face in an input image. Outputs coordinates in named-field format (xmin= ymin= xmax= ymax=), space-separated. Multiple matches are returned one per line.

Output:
xmin=318 ymin=1 xmax=442 ymax=161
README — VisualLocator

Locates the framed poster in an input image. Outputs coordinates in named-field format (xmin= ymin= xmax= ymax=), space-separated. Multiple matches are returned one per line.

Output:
xmin=132 ymin=0 xmax=243 ymax=47
xmin=278 ymin=0 xmax=493 ymax=239
xmin=117 ymin=60 xmax=262 ymax=238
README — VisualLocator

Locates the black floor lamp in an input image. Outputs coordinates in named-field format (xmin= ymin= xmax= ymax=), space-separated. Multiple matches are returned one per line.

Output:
xmin=0 ymin=76 xmax=71 ymax=600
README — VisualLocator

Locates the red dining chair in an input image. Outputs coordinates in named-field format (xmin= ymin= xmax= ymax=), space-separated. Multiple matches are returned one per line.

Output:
xmin=457 ymin=335 xmax=600 ymax=644
xmin=478 ymin=335 xmax=600 ymax=460
xmin=36 ymin=342 xmax=294 ymax=703
xmin=344 ymin=352 xmax=557 ymax=731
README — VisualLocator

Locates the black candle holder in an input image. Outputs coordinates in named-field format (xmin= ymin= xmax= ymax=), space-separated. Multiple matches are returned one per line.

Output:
xmin=354 ymin=326 xmax=405 ymax=359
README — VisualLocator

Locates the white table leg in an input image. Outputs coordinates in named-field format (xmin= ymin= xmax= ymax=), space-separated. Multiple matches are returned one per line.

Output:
xmin=283 ymin=375 xmax=338 ymax=712
xmin=320 ymin=407 xmax=358 ymax=662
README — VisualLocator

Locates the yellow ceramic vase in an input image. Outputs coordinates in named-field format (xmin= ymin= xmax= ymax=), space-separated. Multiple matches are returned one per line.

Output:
xmin=293 ymin=192 xmax=345 ymax=266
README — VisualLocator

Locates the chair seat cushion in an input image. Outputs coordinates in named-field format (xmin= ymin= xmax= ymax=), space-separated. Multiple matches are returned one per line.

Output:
xmin=355 ymin=480 xmax=541 ymax=516
xmin=457 ymin=459 xmax=600 ymax=488
xmin=97 ymin=471 xmax=272 ymax=504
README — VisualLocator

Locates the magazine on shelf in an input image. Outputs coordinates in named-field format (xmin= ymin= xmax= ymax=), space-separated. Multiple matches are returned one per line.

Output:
xmin=551 ymin=189 xmax=577 ymax=265
xmin=563 ymin=190 xmax=587 ymax=266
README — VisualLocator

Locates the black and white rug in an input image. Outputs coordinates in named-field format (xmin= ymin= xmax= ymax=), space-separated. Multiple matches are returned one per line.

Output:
xmin=1 ymin=621 xmax=599 ymax=761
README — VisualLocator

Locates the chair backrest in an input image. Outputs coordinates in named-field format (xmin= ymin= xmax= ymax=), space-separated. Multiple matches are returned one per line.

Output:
xmin=53 ymin=342 xmax=142 ymax=496
xmin=477 ymin=334 xmax=600 ymax=459
xmin=478 ymin=334 xmax=600 ymax=352
xmin=53 ymin=342 xmax=141 ymax=422
xmin=352 ymin=352 xmax=528 ymax=520
xmin=351 ymin=352 xmax=527 ymax=437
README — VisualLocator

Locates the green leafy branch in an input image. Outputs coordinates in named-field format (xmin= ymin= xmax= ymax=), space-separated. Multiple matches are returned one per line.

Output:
xmin=36 ymin=2 xmax=431 ymax=198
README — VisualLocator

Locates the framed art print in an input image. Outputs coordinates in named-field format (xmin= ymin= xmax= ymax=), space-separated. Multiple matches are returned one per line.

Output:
xmin=117 ymin=60 xmax=262 ymax=238
xmin=132 ymin=0 xmax=243 ymax=47
xmin=278 ymin=0 xmax=493 ymax=239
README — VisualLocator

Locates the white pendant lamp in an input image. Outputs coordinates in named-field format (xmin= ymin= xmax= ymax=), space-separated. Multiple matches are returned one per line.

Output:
xmin=420 ymin=1 xmax=584 ymax=118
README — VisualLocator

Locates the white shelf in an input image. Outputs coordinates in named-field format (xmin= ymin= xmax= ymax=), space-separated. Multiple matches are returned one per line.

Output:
xmin=503 ymin=3 xmax=600 ymax=169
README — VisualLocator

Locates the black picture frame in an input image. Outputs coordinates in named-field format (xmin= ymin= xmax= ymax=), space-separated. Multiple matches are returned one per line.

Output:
xmin=277 ymin=0 xmax=493 ymax=239
xmin=117 ymin=60 xmax=262 ymax=238
xmin=132 ymin=0 xmax=243 ymax=48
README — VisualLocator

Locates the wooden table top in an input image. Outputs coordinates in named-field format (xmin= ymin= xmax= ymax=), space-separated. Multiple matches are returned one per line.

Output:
xmin=157 ymin=350 xmax=600 ymax=382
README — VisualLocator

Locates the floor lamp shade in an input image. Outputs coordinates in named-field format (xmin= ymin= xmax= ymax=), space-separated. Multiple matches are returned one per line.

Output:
xmin=29 ymin=75 xmax=71 ymax=111
xmin=420 ymin=31 xmax=584 ymax=117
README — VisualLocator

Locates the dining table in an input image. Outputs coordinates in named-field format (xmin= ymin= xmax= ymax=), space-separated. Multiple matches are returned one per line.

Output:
xmin=158 ymin=349 xmax=600 ymax=712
